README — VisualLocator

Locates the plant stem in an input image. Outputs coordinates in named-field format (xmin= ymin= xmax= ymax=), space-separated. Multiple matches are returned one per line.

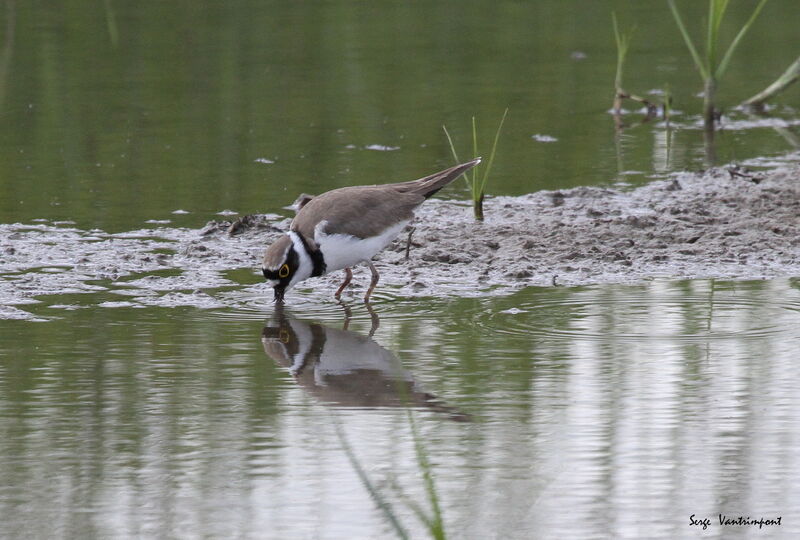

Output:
xmin=703 ymin=76 xmax=717 ymax=129
xmin=612 ymin=12 xmax=628 ymax=106
xmin=473 ymin=193 xmax=484 ymax=221
xmin=471 ymin=116 xmax=478 ymax=206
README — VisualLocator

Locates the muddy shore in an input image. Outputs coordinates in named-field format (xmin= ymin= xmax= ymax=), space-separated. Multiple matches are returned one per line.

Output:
xmin=2 ymin=164 xmax=799 ymax=316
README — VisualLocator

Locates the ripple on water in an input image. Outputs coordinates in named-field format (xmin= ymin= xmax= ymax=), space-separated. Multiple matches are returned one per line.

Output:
xmin=484 ymin=280 xmax=800 ymax=343
xmin=204 ymin=283 xmax=451 ymax=324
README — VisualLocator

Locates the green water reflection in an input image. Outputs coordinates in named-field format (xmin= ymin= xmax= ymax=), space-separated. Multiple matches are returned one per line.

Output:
xmin=2 ymin=1 xmax=800 ymax=538
xmin=1 ymin=1 xmax=799 ymax=231
xmin=1 ymin=279 xmax=799 ymax=539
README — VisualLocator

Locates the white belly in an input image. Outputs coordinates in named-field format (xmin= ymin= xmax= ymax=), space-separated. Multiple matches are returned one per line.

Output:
xmin=316 ymin=220 xmax=409 ymax=273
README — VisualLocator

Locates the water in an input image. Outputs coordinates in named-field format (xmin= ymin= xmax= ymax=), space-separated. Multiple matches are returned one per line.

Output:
xmin=2 ymin=1 xmax=800 ymax=231
xmin=2 ymin=1 xmax=800 ymax=538
xmin=2 ymin=280 xmax=799 ymax=538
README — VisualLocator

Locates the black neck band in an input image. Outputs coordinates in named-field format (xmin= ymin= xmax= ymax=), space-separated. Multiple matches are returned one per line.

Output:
xmin=295 ymin=232 xmax=326 ymax=277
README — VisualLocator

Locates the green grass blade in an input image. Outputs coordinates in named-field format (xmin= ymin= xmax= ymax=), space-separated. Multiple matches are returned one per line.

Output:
xmin=612 ymin=12 xmax=628 ymax=91
xmin=441 ymin=125 xmax=460 ymax=163
xmin=707 ymin=0 xmax=730 ymax=72
xmin=742 ymin=54 xmax=800 ymax=106
xmin=715 ymin=0 xmax=769 ymax=79
xmin=612 ymin=11 xmax=621 ymax=50
xmin=388 ymin=476 xmax=437 ymax=533
xmin=103 ymin=0 xmax=119 ymax=47
xmin=471 ymin=116 xmax=479 ymax=200
xmin=390 ymin=372 xmax=447 ymax=539
xmin=478 ymin=107 xmax=509 ymax=195
xmin=406 ymin=408 xmax=446 ymax=540
xmin=668 ymin=0 xmax=710 ymax=79
xmin=442 ymin=125 xmax=472 ymax=187
xmin=333 ymin=419 xmax=410 ymax=540
xmin=706 ymin=1 xmax=715 ymax=73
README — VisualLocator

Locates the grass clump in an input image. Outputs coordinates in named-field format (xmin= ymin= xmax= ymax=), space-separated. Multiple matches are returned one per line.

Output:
xmin=442 ymin=108 xmax=508 ymax=221
xmin=612 ymin=12 xmax=657 ymax=121
xmin=667 ymin=0 xmax=770 ymax=128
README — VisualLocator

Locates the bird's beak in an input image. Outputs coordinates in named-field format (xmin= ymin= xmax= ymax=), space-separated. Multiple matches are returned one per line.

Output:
xmin=273 ymin=285 xmax=286 ymax=303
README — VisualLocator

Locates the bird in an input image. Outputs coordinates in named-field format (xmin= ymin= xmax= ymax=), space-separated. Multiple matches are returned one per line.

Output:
xmin=261 ymin=307 xmax=470 ymax=420
xmin=262 ymin=157 xmax=481 ymax=303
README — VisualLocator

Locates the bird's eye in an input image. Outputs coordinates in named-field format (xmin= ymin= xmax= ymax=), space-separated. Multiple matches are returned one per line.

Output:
xmin=279 ymin=329 xmax=291 ymax=343
xmin=279 ymin=264 xmax=290 ymax=278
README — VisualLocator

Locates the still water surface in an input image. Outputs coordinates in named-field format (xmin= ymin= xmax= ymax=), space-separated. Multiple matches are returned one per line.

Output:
xmin=2 ymin=1 xmax=800 ymax=231
xmin=2 ymin=1 xmax=800 ymax=538
xmin=2 ymin=279 xmax=799 ymax=539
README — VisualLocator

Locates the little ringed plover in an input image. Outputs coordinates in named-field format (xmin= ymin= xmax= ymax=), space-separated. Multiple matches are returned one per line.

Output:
xmin=262 ymin=157 xmax=481 ymax=302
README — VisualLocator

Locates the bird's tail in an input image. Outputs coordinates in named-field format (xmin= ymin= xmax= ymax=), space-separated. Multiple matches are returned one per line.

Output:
xmin=397 ymin=157 xmax=482 ymax=199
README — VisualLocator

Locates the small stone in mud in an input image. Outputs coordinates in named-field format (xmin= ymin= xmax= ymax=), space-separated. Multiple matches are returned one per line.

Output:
xmin=626 ymin=215 xmax=655 ymax=228
xmin=505 ymin=269 xmax=532 ymax=279
xmin=200 ymin=221 xmax=223 ymax=236
xmin=227 ymin=214 xmax=275 ymax=236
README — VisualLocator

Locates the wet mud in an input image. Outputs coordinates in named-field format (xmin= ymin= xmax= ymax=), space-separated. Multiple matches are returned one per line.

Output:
xmin=2 ymin=165 xmax=799 ymax=318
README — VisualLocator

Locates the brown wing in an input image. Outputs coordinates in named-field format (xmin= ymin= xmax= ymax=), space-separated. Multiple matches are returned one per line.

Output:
xmin=291 ymin=186 xmax=424 ymax=240
xmin=386 ymin=158 xmax=481 ymax=199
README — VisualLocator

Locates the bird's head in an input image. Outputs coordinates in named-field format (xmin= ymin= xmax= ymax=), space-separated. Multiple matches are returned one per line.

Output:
xmin=262 ymin=234 xmax=308 ymax=302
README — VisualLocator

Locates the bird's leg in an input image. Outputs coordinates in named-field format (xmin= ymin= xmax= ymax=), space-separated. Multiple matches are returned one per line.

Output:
xmin=364 ymin=261 xmax=380 ymax=303
xmin=338 ymin=300 xmax=353 ymax=331
xmin=334 ymin=267 xmax=353 ymax=299
xmin=365 ymin=301 xmax=380 ymax=337
xmin=405 ymin=226 xmax=416 ymax=260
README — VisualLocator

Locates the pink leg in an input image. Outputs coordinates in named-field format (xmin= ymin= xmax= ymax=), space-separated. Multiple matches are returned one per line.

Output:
xmin=364 ymin=262 xmax=380 ymax=303
xmin=334 ymin=267 xmax=353 ymax=299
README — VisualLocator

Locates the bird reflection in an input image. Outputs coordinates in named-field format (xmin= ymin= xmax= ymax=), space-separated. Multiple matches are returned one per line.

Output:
xmin=261 ymin=305 xmax=469 ymax=421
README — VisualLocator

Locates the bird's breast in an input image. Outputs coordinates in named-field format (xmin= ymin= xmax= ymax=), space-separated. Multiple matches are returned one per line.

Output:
xmin=315 ymin=219 xmax=409 ymax=273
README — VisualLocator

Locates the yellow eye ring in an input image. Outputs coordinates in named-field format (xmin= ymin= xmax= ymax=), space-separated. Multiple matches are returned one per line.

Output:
xmin=278 ymin=264 xmax=290 ymax=278
xmin=279 ymin=329 xmax=290 ymax=343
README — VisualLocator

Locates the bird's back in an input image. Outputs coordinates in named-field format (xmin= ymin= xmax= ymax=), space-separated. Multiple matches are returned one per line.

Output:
xmin=291 ymin=185 xmax=423 ymax=240
xmin=290 ymin=158 xmax=480 ymax=240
